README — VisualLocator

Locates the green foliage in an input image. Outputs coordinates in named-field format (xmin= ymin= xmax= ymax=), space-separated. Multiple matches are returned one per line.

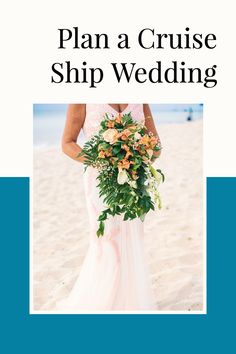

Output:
xmin=97 ymin=221 xmax=105 ymax=237
xmin=121 ymin=113 xmax=133 ymax=126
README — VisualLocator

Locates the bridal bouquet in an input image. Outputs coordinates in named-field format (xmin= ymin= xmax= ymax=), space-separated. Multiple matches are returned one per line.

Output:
xmin=78 ymin=112 xmax=164 ymax=237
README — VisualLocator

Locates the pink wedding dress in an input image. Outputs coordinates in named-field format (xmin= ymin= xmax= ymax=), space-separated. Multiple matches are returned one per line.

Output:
xmin=56 ymin=104 xmax=156 ymax=312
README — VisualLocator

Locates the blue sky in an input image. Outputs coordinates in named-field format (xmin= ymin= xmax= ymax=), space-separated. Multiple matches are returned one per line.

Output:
xmin=34 ymin=103 xmax=203 ymax=115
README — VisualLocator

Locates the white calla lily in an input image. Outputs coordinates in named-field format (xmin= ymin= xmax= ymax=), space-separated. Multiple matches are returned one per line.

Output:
xmin=117 ymin=169 xmax=129 ymax=185
xmin=149 ymin=164 xmax=163 ymax=186
xmin=128 ymin=180 xmax=137 ymax=189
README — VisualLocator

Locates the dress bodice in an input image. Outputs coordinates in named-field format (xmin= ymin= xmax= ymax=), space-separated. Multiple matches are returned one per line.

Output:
xmin=82 ymin=104 xmax=145 ymax=139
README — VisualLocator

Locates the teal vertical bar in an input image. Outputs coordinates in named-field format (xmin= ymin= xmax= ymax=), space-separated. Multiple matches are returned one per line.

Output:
xmin=0 ymin=177 xmax=29 ymax=348
xmin=207 ymin=177 xmax=235 ymax=319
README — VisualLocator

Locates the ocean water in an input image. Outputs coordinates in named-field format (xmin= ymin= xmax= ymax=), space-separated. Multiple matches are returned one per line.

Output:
xmin=33 ymin=104 xmax=203 ymax=148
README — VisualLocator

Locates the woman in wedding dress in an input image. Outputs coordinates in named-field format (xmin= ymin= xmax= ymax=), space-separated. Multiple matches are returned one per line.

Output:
xmin=58 ymin=104 xmax=161 ymax=312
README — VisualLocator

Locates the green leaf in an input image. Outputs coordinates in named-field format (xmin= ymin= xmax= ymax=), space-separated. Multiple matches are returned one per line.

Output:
xmin=97 ymin=221 xmax=105 ymax=237
xmin=156 ymin=169 xmax=165 ymax=182
xmin=112 ymin=145 xmax=121 ymax=155
xmin=117 ymin=151 xmax=125 ymax=160
xmin=150 ymin=203 xmax=155 ymax=211
xmin=98 ymin=212 xmax=107 ymax=221
xmin=123 ymin=212 xmax=130 ymax=221
xmin=76 ymin=151 xmax=84 ymax=158
xmin=140 ymin=214 xmax=146 ymax=222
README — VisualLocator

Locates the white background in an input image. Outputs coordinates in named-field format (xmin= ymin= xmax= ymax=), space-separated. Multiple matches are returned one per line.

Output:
xmin=0 ymin=0 xmax=235 ymax=177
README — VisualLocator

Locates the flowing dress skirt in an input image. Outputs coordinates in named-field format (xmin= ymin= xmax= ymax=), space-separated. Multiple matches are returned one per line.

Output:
xmin=56 ymin=166 xmax=156 ymax=312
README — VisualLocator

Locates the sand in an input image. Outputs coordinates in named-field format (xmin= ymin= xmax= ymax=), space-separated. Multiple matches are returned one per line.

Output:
xmin=33 ymin=120 xmax=204 ymax=312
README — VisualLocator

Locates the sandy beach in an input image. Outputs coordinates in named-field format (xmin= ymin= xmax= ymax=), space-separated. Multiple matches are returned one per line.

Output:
xmin=33 ymin=119 xmax=204 ymax=312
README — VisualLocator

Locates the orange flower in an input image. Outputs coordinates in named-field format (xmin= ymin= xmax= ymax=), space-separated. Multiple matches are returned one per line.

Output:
xmin=131 ymin=171 xmax=139 ymax=180
xmin=118 ymin=159 xmax=130 ymax=170
xmin=138 ymin=148 xmax=146 ymax=155
xmin=122 ymin=144 xmax=130 ymax=152
xmin=149 ymin=136 xmax=158 ymax=148
xmin=139 ymin=134 xmax=150 ymax=146
xmin=115 ymin=114 xmax=122 ymax=124
xmin=105 ymin=148 xmax=112 ymax=157
xmin=107 ymin=120 xmax=115 ymax=128
xmin=125 ymin=151 xmax=133 ymax=159
xmin=120 ymin=129 xmax=132 ymax=141
xmin=98 ymin=150 xmax=106 ymax=158
xmin=150 ymin=136 xmax=157 ymax=142
xmin=121 ymin=144 xmax=133 ymax=159
xmin=127 ymin=125 xmax=136 ymax=131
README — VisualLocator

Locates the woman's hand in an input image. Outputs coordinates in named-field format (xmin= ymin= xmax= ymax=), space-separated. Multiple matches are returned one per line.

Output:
xmin=61 ymin=104 xmax=86 ymax=163
xmin=143 ymin=104 xmax=162 ymax=160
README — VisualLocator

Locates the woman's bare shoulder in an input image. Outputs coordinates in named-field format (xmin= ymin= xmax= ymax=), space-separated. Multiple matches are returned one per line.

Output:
xmin=68 ymin=103 xmax=85 ymax=112
xmin=67 ymin=104 xmax=86 ymax=119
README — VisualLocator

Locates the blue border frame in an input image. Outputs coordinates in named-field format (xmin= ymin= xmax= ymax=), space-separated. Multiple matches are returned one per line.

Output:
xmin=0 ymin=177 xmax=234 ymax=353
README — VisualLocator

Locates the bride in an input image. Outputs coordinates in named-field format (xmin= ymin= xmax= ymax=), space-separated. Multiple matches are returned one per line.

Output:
xmin=58 ymin=103 xmax=161 ymax=312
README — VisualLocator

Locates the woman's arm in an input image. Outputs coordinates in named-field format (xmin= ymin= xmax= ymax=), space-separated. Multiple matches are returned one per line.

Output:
xmin=61 ymin=104 xmax=86 ymax=163
xmin=143 ymin=104 xmax=161 ymax=159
